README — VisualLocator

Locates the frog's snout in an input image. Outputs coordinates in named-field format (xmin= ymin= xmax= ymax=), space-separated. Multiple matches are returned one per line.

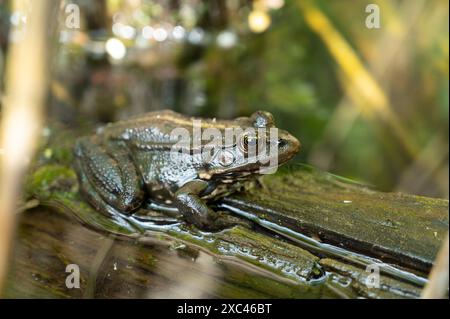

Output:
xmin=277 ymin=132 xmax=301 ymax=163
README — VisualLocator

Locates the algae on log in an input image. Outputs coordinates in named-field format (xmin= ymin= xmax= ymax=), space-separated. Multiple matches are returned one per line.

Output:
xmin=222 ymin=164 xmax=448 ymax=274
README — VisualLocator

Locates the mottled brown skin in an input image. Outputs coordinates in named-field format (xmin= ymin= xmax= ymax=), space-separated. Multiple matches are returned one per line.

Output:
xmin=74 ymin=110 xmax=300 ymax=230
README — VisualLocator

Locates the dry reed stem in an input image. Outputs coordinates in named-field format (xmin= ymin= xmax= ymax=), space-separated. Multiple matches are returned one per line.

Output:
xmin=421 ymin=232 xmax=449 ymax=299
xmin=0 ymin=0 xmax=59 ymax=293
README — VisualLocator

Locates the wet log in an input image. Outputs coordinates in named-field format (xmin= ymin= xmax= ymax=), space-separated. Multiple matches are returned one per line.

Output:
xmin=221 ymin=164 xmax=448 ymax=274
xmin=3 ymin=127 xmax=448 ymax=298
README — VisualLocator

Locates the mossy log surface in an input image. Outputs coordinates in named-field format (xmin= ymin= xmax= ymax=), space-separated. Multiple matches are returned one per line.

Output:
xmin=221 ymin=165 xmax=448 ymax=273
xmin=3 ymin=127 xmax=448 ymax=299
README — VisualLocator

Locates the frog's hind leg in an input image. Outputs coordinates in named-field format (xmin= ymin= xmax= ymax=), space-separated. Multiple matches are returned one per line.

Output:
xmin=74 ymin=137 xmax=144 ymax=215
xmin=75 ymin=161 xmax=127 ymax=217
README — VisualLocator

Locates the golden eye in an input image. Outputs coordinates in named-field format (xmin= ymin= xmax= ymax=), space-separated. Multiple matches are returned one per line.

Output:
xmin=243 ymin=135 xmax=249 ymax=147
xmin=247 ymin=136 xmax=257 ymax=147
xmin=239 ymin=133 xmax=257 ymax=153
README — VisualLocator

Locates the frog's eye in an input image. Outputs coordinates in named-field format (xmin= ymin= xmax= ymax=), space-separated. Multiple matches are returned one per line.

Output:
xmin=239 ymin=132 xmax=258 ymax=153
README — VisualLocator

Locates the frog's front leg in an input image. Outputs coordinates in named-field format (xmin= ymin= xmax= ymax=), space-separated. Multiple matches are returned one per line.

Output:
xmin=174 ymin=180 xmax=218 ymax=229
xmin=74 ymin=137 xmax=144 ymax=215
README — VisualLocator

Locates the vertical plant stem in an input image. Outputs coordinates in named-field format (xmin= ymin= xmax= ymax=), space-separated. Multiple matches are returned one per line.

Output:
xmin=0 ymin=0 xmax=59 ymax=293
xmin=297 ymin=0 xmax=419 ymax=160
xmin=421 ymin=232 xmax=449 ymax=299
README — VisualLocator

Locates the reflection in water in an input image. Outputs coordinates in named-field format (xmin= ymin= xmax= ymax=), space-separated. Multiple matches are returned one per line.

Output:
xmin=147 ymin=251 xmax=221 ymax=299
xmin=7 ymin=208 xmax=329 ymax=298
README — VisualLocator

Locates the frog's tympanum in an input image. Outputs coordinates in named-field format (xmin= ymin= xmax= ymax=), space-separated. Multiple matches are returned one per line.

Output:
xmin=74 ymin=110 xmax=300 ymax=230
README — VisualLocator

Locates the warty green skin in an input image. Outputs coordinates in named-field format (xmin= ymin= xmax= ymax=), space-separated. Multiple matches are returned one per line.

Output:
xmin=73 ymin=110 xmax=300 ymax=229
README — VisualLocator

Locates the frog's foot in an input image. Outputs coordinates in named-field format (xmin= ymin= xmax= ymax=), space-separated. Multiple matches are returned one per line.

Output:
xmin=174 ymin=192 xmax=216 ymax=230
xmin=74 ymin=137 xmax=144 ymax=215
xmin=174 ymin=180 xmax=249 ymax=231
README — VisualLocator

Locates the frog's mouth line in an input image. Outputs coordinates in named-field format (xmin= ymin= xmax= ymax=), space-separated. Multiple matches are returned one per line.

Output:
xmin=218 ymin=171 xmax=256 ymax=179
xmin=203 ymin=144 xmax=299 ymax=178
xmin=209 ymin=163 xmax=281 ymax=180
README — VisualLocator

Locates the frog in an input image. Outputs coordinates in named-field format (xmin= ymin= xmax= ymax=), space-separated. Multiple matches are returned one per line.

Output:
xmin=73 ymin=110 xmax=300 ymax=230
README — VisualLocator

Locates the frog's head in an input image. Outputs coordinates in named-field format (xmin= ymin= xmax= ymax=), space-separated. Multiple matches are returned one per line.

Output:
xmin=203 ymin=111 xmax=300 ymax=178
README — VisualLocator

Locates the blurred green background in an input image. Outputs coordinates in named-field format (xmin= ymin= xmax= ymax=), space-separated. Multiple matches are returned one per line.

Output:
xmin=0 ymin=0 xmax=448 ymax=198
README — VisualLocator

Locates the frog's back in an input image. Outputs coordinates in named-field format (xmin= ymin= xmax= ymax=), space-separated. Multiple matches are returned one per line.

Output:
xmin=100 ymin=110 xmax=251 ymax=144
xmin=101 ymin=110 xmax=187 ymax=136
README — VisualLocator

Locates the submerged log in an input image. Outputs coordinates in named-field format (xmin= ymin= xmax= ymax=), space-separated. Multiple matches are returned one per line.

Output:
xmin=3 ymin=127 xmax=448 ymax=298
